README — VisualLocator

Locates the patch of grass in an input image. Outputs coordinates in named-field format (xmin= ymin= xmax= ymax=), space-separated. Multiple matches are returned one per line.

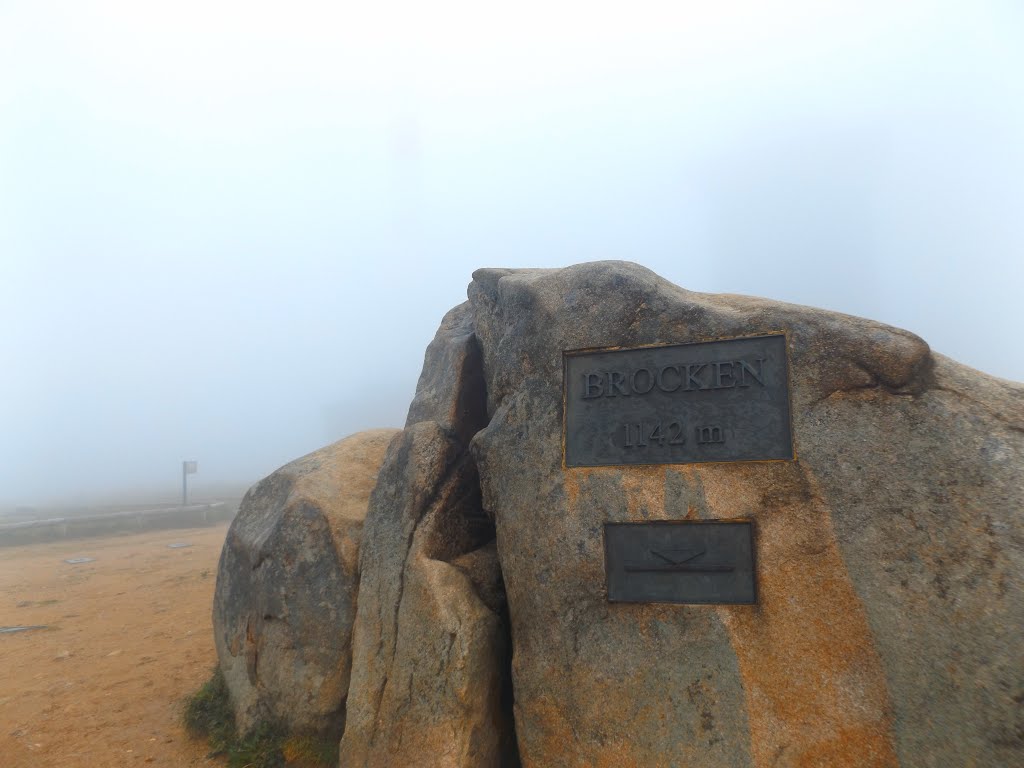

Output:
xmin=226 ymin=721 xmax=288 ymax=768
xmin=183 ymin=668 xmax=236 ymax=757
xmin=183 ymin=669 xmax=336 ymax=768
xmin=281 ymin=734 xmax=340 ymax=767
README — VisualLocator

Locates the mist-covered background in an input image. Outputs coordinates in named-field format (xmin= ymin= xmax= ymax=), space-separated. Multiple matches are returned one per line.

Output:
xmin=2 ymin=1 xmax=1022 ymax=505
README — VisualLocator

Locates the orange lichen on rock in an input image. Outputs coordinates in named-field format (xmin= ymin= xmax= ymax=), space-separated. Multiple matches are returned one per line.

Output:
xmin=618 ymin=466 xmax=666 ymax=520
xmin=699 ymin=463 xmax=898 ymax=768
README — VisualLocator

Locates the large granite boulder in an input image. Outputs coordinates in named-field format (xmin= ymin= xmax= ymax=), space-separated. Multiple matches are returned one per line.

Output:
xmin=215 ymin=261 xmax=1022 ymax=768
xmin=339 ymin=304 xmax=517 ymax=767
xmin=212 ymin=428 xmax=398 ymax=737
xmin=463 ymin=263 xmax=1023 ymax=767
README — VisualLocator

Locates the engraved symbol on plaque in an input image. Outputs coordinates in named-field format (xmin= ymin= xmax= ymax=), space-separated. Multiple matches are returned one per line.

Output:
xmin=624 ymin=548 xmax=735 ymax=573
xmin=604 ymin=521 xmax=756 ymax=604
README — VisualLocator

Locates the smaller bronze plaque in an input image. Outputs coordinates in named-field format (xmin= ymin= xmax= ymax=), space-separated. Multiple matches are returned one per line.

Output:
xmin=604 ymin=521 xmax=756 ymax=605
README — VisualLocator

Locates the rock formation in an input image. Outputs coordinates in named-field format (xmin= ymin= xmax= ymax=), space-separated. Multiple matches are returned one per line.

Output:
xmin=339 ymin=303 xmax=517 ymax=768
xmin=215 ymin=261 xmax=1024 ymax=768
xmin=464 ymin=263 xmax=1022 ymax=767
xmin=212 ymin=428 xmax=397 ymax=737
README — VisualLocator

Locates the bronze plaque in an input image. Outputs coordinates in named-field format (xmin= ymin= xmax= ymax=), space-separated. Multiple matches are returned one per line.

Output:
xmin=564 ymin=334 xmax=793 ymax=467
xmin=604 ymin=521 xmax=756 ymax=604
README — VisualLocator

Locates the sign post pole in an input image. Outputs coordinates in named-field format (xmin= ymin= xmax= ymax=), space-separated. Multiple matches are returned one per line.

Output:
xmin=182 ymin=461 xmax=198 ymax=506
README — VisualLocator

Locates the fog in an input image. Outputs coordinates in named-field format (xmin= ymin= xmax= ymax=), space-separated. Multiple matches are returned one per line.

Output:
xmin=1 ymin=1 xmax=1022 ymax=504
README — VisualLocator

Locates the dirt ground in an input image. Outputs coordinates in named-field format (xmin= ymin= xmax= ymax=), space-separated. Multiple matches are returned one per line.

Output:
xmin=0 ymin=524 xmax=231 ymax=767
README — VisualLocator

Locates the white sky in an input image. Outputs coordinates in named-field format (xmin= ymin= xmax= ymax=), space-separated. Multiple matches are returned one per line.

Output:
xmin=1 ymin=1 xmax=1022 ymax=503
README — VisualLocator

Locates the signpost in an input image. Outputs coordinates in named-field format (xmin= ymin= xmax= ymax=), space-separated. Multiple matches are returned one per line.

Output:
xmin=182 ymin=460 xmax=198 ymax=506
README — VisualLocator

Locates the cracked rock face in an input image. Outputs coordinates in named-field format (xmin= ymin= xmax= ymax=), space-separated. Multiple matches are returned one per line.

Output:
xmin=212 ymin=428 xmax=398 ymax=737
xmin=339 ymin=303 xmax=517 ymax=768
xmin=217 ymin=262 xmax=1022 ymax=768
xmin=464 ymin=262 xmax=1022 ymax=768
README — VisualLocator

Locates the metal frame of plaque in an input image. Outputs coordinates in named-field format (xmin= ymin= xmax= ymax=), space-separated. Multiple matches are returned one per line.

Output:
xmin=563 ymin=333 xmax=795 ymax=468
xmin=604 ymin=520 xmax=757 ymax=605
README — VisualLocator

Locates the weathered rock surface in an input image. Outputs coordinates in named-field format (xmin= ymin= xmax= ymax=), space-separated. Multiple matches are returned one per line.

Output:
xmin=213 ymin=261 xmax=1022 ymax=767
xmin=462 ymin=263 xmax=1023 ymax=767
xmin=340 ymin=303 xmax=517 ymax=767
xmin=212 ymin=428 xmax=398 ymax=737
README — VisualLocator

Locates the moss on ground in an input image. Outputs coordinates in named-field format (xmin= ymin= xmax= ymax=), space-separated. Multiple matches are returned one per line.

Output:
xmin=183 ymin=668 xmax=338 ymax=768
